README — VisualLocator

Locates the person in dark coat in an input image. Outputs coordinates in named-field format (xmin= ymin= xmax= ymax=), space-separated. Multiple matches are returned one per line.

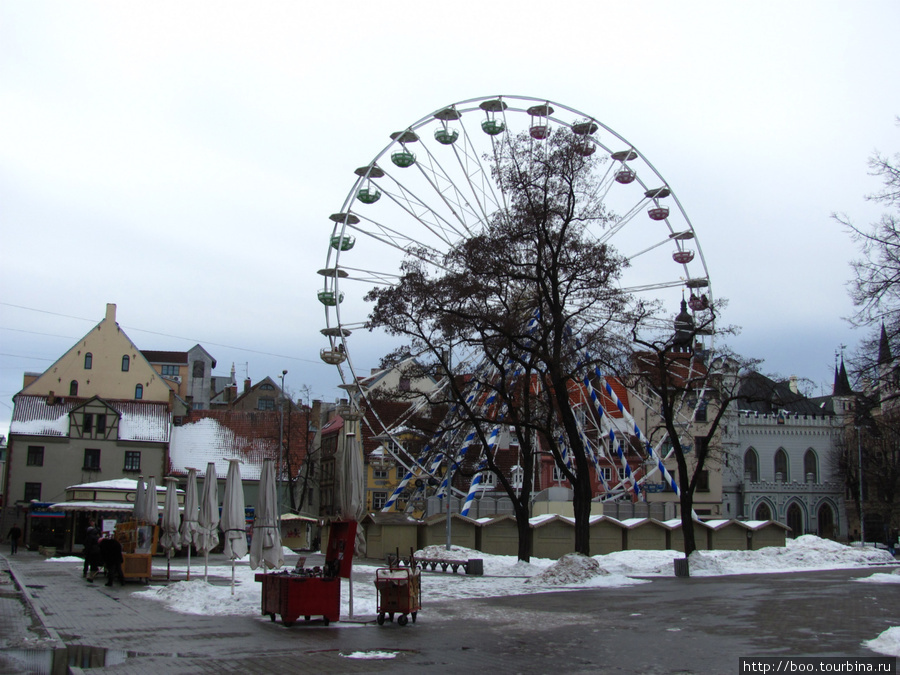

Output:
xmin=83 ymin=520 xmax=102 ymax=580
xmin=7 ymin=524 xmax=22 ymax=555
xmin=99 ymin=533 xmax=125 ymax=586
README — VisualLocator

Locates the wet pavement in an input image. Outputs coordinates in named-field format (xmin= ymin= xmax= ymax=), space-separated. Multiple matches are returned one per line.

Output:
xmin=1 ymin=549 xmax=898 ymax=674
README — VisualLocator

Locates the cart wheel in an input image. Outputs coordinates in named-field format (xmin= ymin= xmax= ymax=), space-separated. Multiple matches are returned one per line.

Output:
xmin=282 ymin=619 xmax=294 ymax=627
xmin=322 ymin=617 xmax=330 ymax=626
xmin=412 ymin=612 xmax=417 ymax=624
xmin=398 ymin=614 xmax=408 ymax=627
xmin=269 ymin=613 xmax=276 ymax=622
xmin=377 ymin=613 xmax=385 ymax=625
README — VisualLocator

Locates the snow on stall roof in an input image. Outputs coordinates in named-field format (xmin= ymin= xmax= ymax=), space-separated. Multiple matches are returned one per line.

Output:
xmin=65 ymin=478 xmax=177 ymax=493
xmin=50 ymin=501 xmax=137 ymax=512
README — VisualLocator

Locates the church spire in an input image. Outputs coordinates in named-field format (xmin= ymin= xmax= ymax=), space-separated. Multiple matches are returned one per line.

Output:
xmin=878 ymin=323 xmax=892 ymax=365
xmin=833 ymin=358 xmax=852 ymax=396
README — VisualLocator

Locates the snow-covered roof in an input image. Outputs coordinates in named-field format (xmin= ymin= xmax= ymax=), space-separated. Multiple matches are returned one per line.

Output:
xmin=10 ymin=395 xmax=170 ymax=442
xmin=50 ymin=501 xmax=136 ymax=513
xmin=66 ymin=478 xmax=168 ymax=492
xmin=169 ymin=416 xmax=273 ymax=480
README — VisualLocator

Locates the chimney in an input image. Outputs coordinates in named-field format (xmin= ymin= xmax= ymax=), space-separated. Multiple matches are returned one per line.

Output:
xmin=47 ymin=391 xmax=56 ymax=406
xmin=105 ymin=303 xmax=117 ymax=323
xmin=244 ymin=377 xmax=251 ymax=394
xmin=789 ymin=375 xmax=799 ymax=394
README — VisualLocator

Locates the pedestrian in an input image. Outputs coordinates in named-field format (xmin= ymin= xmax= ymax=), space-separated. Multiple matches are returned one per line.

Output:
xmin=99 ymin=532 xmax=125 ymax=587
xmin=82 ymin=519 xmax=101 ymax=581
xmin=7 ymin=523 xmax=22 ymax=555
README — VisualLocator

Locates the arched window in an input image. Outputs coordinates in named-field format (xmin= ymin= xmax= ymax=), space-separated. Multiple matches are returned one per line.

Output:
xmin=786 ymin=502 xmax=804 ymax=537
xmin=743 ymin=448 xmax=759 ymax=482
xmin=817 ymin=503 xmax=836 ymax=539
xmin=84 ymin=352 xmax=92 ymax=369
xmin=755 ymin=502 xmax=772 ymax=521
xmin=69 ymin=380 xmax=78 ymax=396
xmin=774 ymin=448 xmax=789 ymax=482
xmin=135 ymin=383 xmax=143 ymax=400
xmin=803 ymin=449 xmax=818 ymax=482
xmin=121 ymin=355 xmax=130 ymax=372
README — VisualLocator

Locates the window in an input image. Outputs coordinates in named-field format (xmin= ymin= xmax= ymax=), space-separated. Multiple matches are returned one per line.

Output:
xmin=399 ymin=378 xmax=411 ymax=392
xmin=192 ymin=360 xmax=205 ymax=378
xmin=744 ymin=448 xmax=759 ymax=482
xmin=694 ymin=398 xmax=708 ymax=422
xmin=69 ymin=380 xmax=78 ymax=396
xmin=552 ymin=464 xmax=566 ymax=482
xmin=124 ymin=451 xmax=141 ymax=472
xmin=755 ymin=502 xmax=772 ymax=520
xmin=26 ymin=446 xmax=44 ymax=466
xmin=161 ymin=365 xmax=179 ymax=376
xmin=617 ymin=467 xmax=628 ymax=481
xmin=83 ymin=413 xmax=94 ymax=435
xmin=260 ymin=383 xmax=274 ymax=390
xmin=396 ymin=465 xmax=405 ymax=480
xmin=372 ymin=491 xmax=387 ymax=510
xmin=24 ymin=482 xmax=41 ymax=502
xmin=84 ymin=352 xmax=92 ymax=369
xmin=96 ymin=413 xmax=106 ymax=435
xmin=774 ymin=448 xmax=789 ymax=482
xmin=373 ymin=467 xmax=388 ymax=479
xmin=257 ymin=398 xmax=275 ymax=411
xmin=511 ymin=465 xmax=523 ymax=489
xmin=83 ymin=448 xmax=101 ymax=471
xmin=600 ymin=467 xmax=612 ymax=481
xmin=477 ymin=472 xmax=496 ymax=488
xmin=696 ymin=469 xmax=710 ymax=492
xmin=803 ymin=449 xmax=818 ymax=482
xmin=135 ymin=384 xmax=143 ymax=400
xmin=121 ymin=355 xmax=130 ymax=372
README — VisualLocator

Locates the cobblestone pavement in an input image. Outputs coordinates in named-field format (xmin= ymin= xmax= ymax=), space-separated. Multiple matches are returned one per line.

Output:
xmin=1 ymin=550 xmax=898 ymax=674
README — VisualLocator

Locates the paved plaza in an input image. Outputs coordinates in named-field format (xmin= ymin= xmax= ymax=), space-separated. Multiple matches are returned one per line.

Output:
xmin=1 ymin=550 xmax=897 ymax=674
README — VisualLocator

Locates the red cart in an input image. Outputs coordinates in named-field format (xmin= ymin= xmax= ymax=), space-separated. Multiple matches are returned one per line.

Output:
xmin=374 ymin=566 xmax=421 ymax=626
xmin=254 ymin=521 xmax=356 ymax=627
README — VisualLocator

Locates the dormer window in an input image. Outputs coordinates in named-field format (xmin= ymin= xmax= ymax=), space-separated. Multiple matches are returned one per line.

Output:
xmin=84 ymin=352 xmax=92 ymax=369
xmin=122 ymin=355 xmax=130 ymax=372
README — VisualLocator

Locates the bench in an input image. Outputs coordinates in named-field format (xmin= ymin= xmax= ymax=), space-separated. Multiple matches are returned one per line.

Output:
xmin=387 ymin=554 xmax=483 ymax=576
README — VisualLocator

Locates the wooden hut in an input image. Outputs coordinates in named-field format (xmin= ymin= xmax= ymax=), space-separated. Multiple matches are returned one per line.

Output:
xmin=706 ymin=519 xmax=751 ymax=551
xmin=588 ymin=515 xmax=626 ymax=555
xmin=478 ymin=515 xmax=520 ymax=556
xmin=420 ymin=513 xmax=479 ymax=551
xmin=620 ymin=518 xmax=668 ymax=551
xmin=661 ymin=518 xmax=711 ymax=552
xmin=362 ymin=513 xmax=420 ymax=560
xmin=744 ymin=520 xmax=789 ymax=550
xmin=530 ymin=515 xmax=576 ymax=559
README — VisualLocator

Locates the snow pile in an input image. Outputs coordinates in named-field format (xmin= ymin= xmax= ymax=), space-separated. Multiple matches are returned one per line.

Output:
xmin=415 ymin=545 xmax=551 ymax=577
xmin=864 ymin=627 xmax=900 ymax=657
xmin=853 ymin=571 xmax=900 ymax=585
xmin=526 ymin=553 xmax=608 ymax=586
xmin=686 ymin=535 xmax=895 ymax=576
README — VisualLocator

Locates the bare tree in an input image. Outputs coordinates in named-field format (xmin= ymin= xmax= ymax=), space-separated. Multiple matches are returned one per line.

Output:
xmin=366 ymin=129 xmax=638 ymax=557
xmin=835 ymin=120 xmax=900 ymax=370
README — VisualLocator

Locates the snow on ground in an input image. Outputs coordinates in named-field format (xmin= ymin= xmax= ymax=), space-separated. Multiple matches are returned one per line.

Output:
xmin=864 ymin=627 xmax=900 ymax=657
xmin=43 ymin=534 xmax=898 ymax=652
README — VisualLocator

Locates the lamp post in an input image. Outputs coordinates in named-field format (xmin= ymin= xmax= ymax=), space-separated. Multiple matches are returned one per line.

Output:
xmin=279 ymin=370 xmax=288 ymax=511
xmin=857 ymin=424 xmax=865 ymax=546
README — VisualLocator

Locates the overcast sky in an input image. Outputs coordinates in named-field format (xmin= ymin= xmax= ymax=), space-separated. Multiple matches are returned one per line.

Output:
xmin=2 ymin=1 xmax=899 ymax=438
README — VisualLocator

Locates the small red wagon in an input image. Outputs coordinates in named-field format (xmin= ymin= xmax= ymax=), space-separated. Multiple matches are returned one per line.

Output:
xmin=374 ymin=566 xmax=421 ymax=626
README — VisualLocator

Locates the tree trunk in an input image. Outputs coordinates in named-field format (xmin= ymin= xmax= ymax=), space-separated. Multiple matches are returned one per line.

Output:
xmin=572 ymin=477 xmax=592 ymax=555
xmin=680 ymin=490 xmax=697 ymax=557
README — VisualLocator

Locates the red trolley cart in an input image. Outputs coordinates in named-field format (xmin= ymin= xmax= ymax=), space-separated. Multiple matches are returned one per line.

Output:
xmin=374 ymin=566 xmax=421 ymax=626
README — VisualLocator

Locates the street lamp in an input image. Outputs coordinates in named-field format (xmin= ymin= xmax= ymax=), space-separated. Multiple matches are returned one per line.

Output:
xmin=857 ymin=424 xmax=865 ymax=546
xmin=279 ymin=370 xmax=288 ymax=511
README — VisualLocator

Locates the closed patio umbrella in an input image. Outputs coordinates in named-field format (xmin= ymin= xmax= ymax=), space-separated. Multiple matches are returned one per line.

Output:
xmin=179 ymin=468 xmax=200 ymax=580
xmin=144 ymin=476 xmax=159 ymax=527
xmin=160 ymin=476 xmax=181 ymax=579
xmin=133 ymin=476 xmax=146 ymax=523
xmin=197 ymin=462 xmax=219 ymax=582
xmin=250 ymin=458 xmax=283 ymax=571
xmin=220 ymin=458 xmax=247 ymax=595
xmin=336 ymin=432 xmax=366 ymax=617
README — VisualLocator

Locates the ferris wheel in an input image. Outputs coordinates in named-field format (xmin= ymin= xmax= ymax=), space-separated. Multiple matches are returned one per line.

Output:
xmin=319 ymin=95 xmax=713 ymax=508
